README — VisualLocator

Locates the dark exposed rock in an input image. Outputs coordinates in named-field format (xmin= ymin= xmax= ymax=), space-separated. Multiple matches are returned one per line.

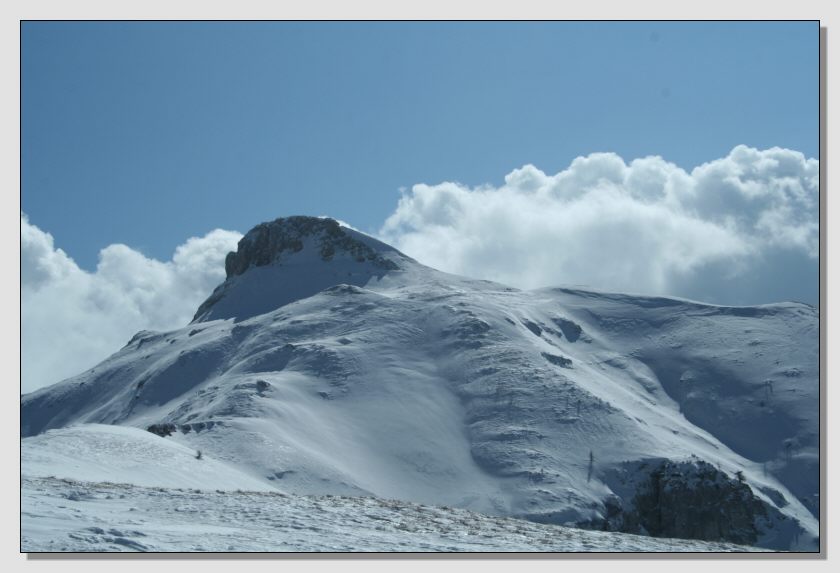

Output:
xmin=223 ymin=216 xmax=398 ymax=278
xmin=759 ymin=486 xmax=789 ymax=508
xmin=552 ymin=317 xmax=583 ymax=342
xmin=585 ymin=460 xmax=770 ymax=546
xmin=630 ymin=461 xmax=766 ymax=545
xmin=191 ymin=216 xmax=405 ymax=322
xmin=541 ymin=352 xmax=573 ymax=368
xmin=522 ymin=320 xmax=542 ymax=337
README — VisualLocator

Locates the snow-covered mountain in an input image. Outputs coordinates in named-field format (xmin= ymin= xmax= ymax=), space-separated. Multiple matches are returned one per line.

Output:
xmin=21 ymin=216 xmax=820 ymax=551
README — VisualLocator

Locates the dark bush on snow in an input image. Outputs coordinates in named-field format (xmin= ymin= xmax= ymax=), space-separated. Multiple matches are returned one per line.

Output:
xmin=147 ymin=423 xmax=177 ymax=437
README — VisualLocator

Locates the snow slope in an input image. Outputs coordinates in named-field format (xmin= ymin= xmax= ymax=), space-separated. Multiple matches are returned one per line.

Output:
xmin=22 ymin=424 xmax=274 ymax=492
xmin=22 ymin=476 xmax=764 ymax=552
xmin=21 ymin=216 xmax=820 ymax=551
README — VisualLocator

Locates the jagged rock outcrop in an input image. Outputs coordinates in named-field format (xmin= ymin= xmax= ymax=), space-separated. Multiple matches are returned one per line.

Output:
xmin=224 ymin=216 xmax=399 ymax=278
xmin=589 ymin=460 xmax=799 ymax=548
xmin=191 ymin=216 xmax=406 ymax=322
xmin=627 ymin=460 xmax=767 ymax=545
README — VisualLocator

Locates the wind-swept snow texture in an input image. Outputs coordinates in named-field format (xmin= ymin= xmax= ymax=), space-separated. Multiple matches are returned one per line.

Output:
xmin=23 ymin=426 xmax=763 ymax=552
xmin=21 ymin=216 xmax=819 ymax=552
xmin=22 ymin=476 xmax=763 ymax=552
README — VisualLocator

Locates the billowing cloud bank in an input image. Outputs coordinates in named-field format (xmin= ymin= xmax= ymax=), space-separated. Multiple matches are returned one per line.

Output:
xmin=21 ymin=214 xmax=241 ymax=393
xmin=380 ymin=145 xmax=818 ymax=304
xmin=21 ymin=146 xmax=818 ymax=392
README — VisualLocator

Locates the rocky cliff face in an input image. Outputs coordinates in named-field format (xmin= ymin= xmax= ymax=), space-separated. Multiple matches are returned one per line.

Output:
xmin=224 ymin=216 xmax=399 ymax=278
xmin=593 ymin=459 xmax=803 ymax=548
xmin=191 ymin=217 xmax=406 ymax=322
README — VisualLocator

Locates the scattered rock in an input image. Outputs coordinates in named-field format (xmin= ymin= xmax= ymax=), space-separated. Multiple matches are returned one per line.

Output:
xmin=542 ymin=353 xmax=573 ymax=368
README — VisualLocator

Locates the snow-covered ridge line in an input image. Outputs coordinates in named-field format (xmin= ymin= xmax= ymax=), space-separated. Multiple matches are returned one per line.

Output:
xmin=538 ymin=286 xmax=817 ymax=313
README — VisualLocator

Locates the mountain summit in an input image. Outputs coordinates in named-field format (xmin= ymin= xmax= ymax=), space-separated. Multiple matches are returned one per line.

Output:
xmin=193 ymin=216 xmax=411 ymax=322
xmin=21 ymin=216 xmax=820 ymax=551
xmin=224 ymin=216 xmax=403 ymax=277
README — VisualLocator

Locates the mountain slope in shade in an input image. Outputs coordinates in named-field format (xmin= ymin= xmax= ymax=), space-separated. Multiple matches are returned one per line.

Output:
xmin=21 ymin=216 xmax=820 ymax=551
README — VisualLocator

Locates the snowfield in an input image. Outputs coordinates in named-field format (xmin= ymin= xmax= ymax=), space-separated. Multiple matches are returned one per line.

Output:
xmin=21 ymin=217 xmax=820 ymax=552
xmin=21 ymin=425 xmax=762 ymax=552
xmin=22 ymin=476 xmax=765 ymax=553
xmin=22 ymin=425 xmax=275 ymax=492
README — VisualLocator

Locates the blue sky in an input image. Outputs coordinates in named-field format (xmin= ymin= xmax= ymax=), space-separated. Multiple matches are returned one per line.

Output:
xmin=22 ymin=21 xmax=818 ymax=270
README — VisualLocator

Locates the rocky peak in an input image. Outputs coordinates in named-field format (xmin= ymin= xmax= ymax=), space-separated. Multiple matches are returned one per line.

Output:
xmin=224 ymin=216 xmax=399 ymax=278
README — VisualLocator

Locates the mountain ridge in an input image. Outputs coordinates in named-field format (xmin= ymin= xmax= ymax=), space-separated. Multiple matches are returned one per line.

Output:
xmin=21 ymin=216 xmax=820 ymax=551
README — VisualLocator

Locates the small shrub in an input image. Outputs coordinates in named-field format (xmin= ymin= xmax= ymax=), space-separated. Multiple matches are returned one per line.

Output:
xmin=146 ymin=423 xmax=176 ymax=437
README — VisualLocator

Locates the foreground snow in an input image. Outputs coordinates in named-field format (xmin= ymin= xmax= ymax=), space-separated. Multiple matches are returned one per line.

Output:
xmin=22 ymin=424 xmax=274 ymax=492
xmin=22 ymin=477 xmax=763 ymax=553
xmin=19 ymin=425 xmax=766 ymax=553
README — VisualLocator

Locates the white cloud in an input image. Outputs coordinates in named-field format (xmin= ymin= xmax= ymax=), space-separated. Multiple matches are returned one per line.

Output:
xmin=21 ymin=214 xmax=241 ymax=393
xmin=380 ymin=145 xmax=818 ymax=302
xmin=21 ymin=146 xmax=818 ymax=391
